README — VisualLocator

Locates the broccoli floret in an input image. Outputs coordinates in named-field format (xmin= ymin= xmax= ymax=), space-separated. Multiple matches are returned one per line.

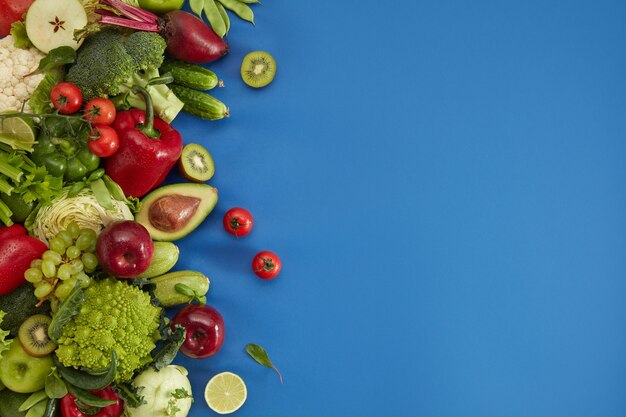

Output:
xmin=66 ymin=28 xmax=183 ymax=123
xmin=55 ymin=279 xmax=161 ymax=383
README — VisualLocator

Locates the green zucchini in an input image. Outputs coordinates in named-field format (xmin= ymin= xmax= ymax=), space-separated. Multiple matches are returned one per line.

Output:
xmin=137 ymin=242 xmax=179 ymax=279
xmin=161 ymin=59 xmax=219 ymax=90
xmin=171 ymin=84 xmax=229 ymax=121
xmin=149 ymin=270 xmax=210 ymax=307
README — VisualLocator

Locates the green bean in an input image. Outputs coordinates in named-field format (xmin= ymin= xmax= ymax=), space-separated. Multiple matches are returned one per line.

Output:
xmin=239 ymin=0 xmax=260 ymax=3
xmin=217 ymin=0 xmax=254 ymax=24
xmin=204 ymin=0 xmax=227 ymax=37
xmin=189 ymin=0 xmax=204 ymax=17
xmin=216 ymin=1 xmax=230 ymax=36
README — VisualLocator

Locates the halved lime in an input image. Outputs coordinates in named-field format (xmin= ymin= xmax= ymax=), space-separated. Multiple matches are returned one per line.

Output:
xmin=204 ymin=372 xmax=247 ymax=414
xmin=0 ymin=112 xmax=36 ymax=151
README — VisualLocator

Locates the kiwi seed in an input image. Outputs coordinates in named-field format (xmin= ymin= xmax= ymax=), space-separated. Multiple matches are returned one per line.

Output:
xmin=178 ymin=143 xmax=215 ymax=183
xmin=18 ymin=314 xmax=56 ymax=357
xmin=240 ymin=51 xmax=277 ymax=88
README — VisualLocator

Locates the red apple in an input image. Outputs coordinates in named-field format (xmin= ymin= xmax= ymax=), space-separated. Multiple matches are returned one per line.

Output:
xmin=171 ymin=304 xmax=225 ymax=358
xmin=96 ymin=221 xmax=154 ymax=278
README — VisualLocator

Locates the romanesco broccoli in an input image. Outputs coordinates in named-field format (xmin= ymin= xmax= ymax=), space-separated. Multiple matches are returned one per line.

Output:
xmin=55 ymin=279 xmax=161 ymax=383
xmin=65 ymin=28 xmax=183 ymax=123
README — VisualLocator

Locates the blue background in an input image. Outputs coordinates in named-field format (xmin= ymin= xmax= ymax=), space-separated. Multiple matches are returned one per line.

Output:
xmin=168 ymin=1 xmax=626 ymax=416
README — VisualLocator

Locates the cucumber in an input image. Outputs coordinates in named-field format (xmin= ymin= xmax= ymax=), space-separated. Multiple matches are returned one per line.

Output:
xmin=171 ymin=85 xmax=229 ymax=120
xmin=138 ymin=242 xmax=179 ymax=279
xmin=161 ymin=60 xmax=219 ymax=90
xmin=149 ymin=271 xmax=210 ymax=307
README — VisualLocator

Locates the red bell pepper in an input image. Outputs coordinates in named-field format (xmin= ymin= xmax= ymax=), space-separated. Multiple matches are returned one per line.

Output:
xmin=105 ymin=86 xmax=182 ymax=198
xmin=0 ymin=0 xmax=34 ymax=37
xmin=60 ymin=387 xmax=123 ymax=417
xmin=0 ymin=224 xmax=47 ymax=295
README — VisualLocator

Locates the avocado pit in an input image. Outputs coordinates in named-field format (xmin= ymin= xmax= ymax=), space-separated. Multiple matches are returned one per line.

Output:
xmin=149 ymin=194 xmax=201 ymax=232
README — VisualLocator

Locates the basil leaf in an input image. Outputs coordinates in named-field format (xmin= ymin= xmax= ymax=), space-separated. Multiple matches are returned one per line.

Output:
xmin=37 ymin=47 xmax=76 ymax=73
xmin=45 ymin=370 xmax=68 ymax=399
xmin=175 ymin=284 xmax=196 ymax=298
xmin=245 ymin=343 xmax=283 ymax=384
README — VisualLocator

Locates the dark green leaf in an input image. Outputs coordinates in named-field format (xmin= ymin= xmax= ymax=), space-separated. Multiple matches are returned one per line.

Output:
xmin=151 ymin=326 xmax=186 ymax=370
xmin=44 ymin=370 xmax=68 ymax=399
xmin=37 ymin=47 xmax=76 ymax=72
xmin=112 ymin=383 xmax=145 ymax=408
xmin=246 ymin=343 xmax=283 ymax=383
xmin=66 ymin=384 xmax=116 ymax=408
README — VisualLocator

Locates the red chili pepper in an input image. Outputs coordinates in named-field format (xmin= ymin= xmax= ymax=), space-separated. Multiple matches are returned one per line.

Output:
xmin=105 ymin=87 xmax=182 ymax=198
xmin=0 ymin=224 xmax=47 ymax=295
xmin=60 ymin=387 xmax=123 ymax=417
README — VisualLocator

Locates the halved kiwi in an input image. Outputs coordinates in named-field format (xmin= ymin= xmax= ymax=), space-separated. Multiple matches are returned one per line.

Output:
xmin=178 ymin=143 xmax=215 ymax=183
xmin=240 ymin=51 xmax=277 ymax=88
xmin=18 ymin=314 xmax=57 ymax=357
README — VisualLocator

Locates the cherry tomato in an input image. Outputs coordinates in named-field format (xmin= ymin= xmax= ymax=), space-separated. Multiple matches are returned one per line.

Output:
xmin=50 ymin=82 xmax=83 ymax=114
xmin=88 ymin=125 xmax=120 ymax=157
xmin=223 ymin=207 xmax=254 ymax=237
xmin=171 ymin=304 xmax=225 ymax=358
xmin=252 ymin=251 xmax=282 ymax=280
xmin=83 ymin=98 xmax=116 ymax=125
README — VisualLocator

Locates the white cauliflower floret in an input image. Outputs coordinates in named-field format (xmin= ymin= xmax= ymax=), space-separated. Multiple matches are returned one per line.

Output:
xmin=0 ymin=36 xmax=45 ymax=113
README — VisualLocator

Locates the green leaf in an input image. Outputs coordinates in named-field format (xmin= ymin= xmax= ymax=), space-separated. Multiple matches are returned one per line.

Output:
xmin=10 ymin=21 xmax=33 ymax=49
xmin=45 ymin=369 xmax=68 ymax=399
xmin=36 ymin=47 xmax=76 ymax=73
xmin=190 ymin=0 xmax=205 ymax=17
xmin=245 ymin=343 xmax=283 ymax=383
xmin=29 ymin=68 xmax=65 ymax=114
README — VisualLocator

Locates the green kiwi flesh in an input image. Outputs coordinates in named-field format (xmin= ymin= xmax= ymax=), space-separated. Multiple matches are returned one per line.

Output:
xmin=18 ymin=314 xmax=56 ymax=357
xmin=240 ymin=51 xmax=277 ymax=88
xmin=178 ymin=143 xmax=215 ymax=182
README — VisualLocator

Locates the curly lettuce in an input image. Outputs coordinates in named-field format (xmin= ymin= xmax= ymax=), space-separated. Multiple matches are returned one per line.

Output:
xmin=0 ymin=311 xmax=12 ymax=360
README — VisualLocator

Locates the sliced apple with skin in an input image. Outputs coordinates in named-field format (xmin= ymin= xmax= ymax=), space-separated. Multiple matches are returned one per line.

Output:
xmin=25 ymin=0 xmax=87 ymax=53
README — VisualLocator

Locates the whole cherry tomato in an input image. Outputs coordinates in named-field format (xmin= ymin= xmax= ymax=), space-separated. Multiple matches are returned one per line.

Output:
xmin=83 ymin=98 xmax=116 ymax=125
xmin=50 ymin=82 xmax=83 ymax=114
xmin=88 ymin=125 xmax=120 ymax=157
xmin=223 ymin=207 xmax=254 ymax=237
xmin=252 ymin=251 xmax=282 ymax=280
xmin=171 ymin=304 xmax=225 ymax=358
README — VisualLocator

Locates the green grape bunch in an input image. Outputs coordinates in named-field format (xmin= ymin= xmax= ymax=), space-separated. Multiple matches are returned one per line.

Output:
xmin=23 ymin=222 xmax=99 ymax=305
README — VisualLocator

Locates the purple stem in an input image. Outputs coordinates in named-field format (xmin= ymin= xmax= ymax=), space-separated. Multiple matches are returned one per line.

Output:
xmin=98 ymin=15 xmax=160 ymax=32
xmin=99 ymin=0 xmax=159 ymax=23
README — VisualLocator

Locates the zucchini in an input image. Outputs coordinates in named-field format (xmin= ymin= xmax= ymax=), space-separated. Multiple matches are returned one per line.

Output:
xmin=149 ymin=270 xmax=210 ymax=307
xmin=171 ymin=84 xmax=229 ymax=121
xmin=138 ymin=242 xmax=179 ymax=279
xmin=161 ymin=60 xmax=219 ymax=90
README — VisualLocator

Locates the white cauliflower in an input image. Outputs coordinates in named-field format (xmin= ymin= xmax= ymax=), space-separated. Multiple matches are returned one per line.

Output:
xmin=0 ymin=36 xmax=45 ymax=113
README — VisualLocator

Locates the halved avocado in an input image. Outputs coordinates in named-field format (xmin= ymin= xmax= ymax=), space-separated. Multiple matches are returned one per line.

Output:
xmin=135 ymin=183 xmax=218 ymax=241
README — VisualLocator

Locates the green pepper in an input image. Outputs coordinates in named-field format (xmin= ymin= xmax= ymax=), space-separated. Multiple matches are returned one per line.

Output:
xmin=31 ymin=134 xmax=100 ymax=182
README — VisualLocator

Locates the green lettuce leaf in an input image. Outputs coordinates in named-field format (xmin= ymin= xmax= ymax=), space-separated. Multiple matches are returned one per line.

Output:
xmin=0 ymin=311 xmax=12 ymax=360
xmin=29 ymin=68 xmax=65 ymax=114
xmin=10 ymin=21 xmax=33 ymax=49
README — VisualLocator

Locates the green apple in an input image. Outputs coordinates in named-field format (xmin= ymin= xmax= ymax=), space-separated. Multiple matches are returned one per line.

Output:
xmin=0 ymin=340 xmax=52 ymax=393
